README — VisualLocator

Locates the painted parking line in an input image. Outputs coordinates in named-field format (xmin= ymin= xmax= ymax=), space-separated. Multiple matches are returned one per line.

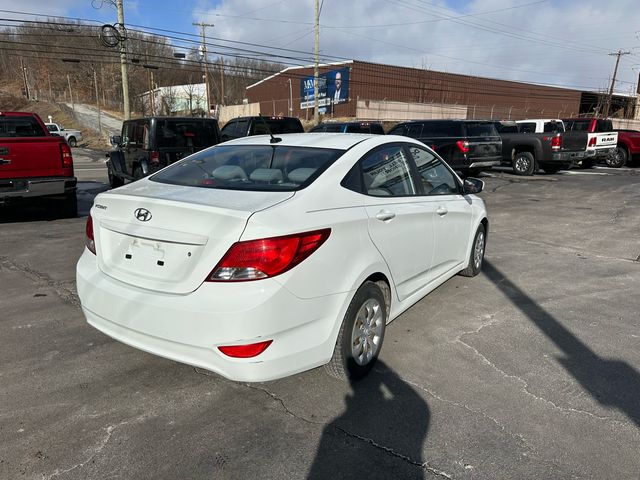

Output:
xmin=560 ymin=171 xmax=611 ymax=175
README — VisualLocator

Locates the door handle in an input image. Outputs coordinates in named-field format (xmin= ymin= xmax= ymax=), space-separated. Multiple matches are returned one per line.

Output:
xmin=0 ymin=158 xmax=10 ymax=165
xmin=436 ymin=206 xmax=448 ymax=216
xmin=375 ymin=210 xmax=396 ymax=222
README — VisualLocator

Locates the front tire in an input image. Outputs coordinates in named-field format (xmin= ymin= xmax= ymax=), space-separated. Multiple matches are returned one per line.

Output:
xmin=512 ymin=152 xmax=535 ymax=176
xmin=67 ymin=137 xmax=77 ymax=148
xmin=325 ymin=281 xmax=387 ymax=381
xmin=606 ymin=147 xmax=627 ymax=168
xmin=460 ymin=224 xmax=486 ymax=277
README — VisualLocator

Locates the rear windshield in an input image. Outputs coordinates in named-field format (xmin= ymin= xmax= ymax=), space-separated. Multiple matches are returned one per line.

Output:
xmin=155 ymin=119 xmax=218 ymax=149
xmin=565 ymin=120 xmax=590 ymax=131
xmin=465 ymin=122 xmax=498 ymax=137
xmin=251 ymin=119 xmax=303 ymax=135
xmin=421 ymin=122 xmax=463 ymax=137
xmin=150 ymin=145 xmax=344 ymax=191
xmin=0 ymin=117 xmax=46 ymax=137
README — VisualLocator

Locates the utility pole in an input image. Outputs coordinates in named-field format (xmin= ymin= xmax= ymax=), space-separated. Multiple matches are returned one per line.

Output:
xmin=67 ymin=74 xmax=74 ymax=111
xmin=313 ymin=0 xmax=320 ymax=124
xmin=220 ymin=57 xmax=225 ymax=106
xmin=603 ymin=50 xmax=631 ymax=118
xmin=20 ymin=58 xmax=30 ymax=100
xmin=193 ymin=22 xmax=215 ymax=116
xmin=93 ymin=69 xmax=102 ymax=134
xmin=116 ymin=0 xmax=131 ymax=120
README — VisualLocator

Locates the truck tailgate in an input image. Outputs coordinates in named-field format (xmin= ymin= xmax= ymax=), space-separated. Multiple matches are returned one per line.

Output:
xmin=561 ymin=131 xmax=588 ymax=151
xmin=0 ymin=137 xmax=66 ymax=179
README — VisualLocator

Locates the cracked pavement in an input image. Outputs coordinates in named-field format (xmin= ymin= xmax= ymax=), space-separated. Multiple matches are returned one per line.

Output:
xmin=0 ymin=164 xmax=639 ymax=479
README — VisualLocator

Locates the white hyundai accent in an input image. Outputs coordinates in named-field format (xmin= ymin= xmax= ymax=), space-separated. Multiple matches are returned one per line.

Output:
xmin=77 ymin=133 xmax=488 ymax=382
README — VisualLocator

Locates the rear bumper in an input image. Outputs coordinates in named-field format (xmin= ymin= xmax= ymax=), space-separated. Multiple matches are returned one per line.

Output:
xmin=586 ymin=147 xmax=615 ymax=158
xmin=550 ymin=150 xmax=586 ymax=162
xmin=0 ymin=176 xmax=76 ymax=201
xmin=76 ymin=249 xmax=351 ymax=382
xmin=467 ymin=159 xmax=501 ymax=169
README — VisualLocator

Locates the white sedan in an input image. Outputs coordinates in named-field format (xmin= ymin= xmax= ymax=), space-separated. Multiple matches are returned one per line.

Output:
xmin=77 ymin=133 xmax=488 ymax=382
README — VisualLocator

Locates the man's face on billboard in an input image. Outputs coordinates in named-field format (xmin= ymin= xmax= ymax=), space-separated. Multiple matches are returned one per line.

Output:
xmin=335 ymin=72 xmax=342 ymax=90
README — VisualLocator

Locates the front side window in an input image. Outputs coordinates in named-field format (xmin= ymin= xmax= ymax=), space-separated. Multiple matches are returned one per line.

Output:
xmin=151 ymin=145 xmax=344 ymax=191
xmin=361 ymin=145 xmax=417 ymax=197
xmin=408 ymin=146 xmax=459 ymax=196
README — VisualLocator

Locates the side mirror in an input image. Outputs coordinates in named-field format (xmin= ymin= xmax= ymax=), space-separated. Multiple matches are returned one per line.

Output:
xmin=463 ymin=177 xmax=484 ymax=194
xmin=110 ymin=135 xmax=122 ymax=146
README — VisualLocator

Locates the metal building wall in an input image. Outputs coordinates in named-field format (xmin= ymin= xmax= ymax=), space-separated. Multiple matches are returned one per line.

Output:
xmin=246 ymin=60 xmax=583 ymax=121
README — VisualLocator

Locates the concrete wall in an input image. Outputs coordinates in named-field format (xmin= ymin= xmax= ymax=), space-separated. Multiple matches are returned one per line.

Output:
xmin=218 ymin=102 xmax=260 ymax=125
xmin=612 ymin=118 xmax=640 ymax=130
xmin=356 ymin=99 xmax=467 ymax=121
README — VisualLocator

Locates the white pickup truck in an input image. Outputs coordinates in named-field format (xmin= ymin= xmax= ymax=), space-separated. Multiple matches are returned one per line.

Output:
xmin=45 ymin=123 xmax=83 ymax=147
xmin=562 ymin=118 xmax=618 ymax=168
xmin=515 ymin=119 xmax=565 ymax=133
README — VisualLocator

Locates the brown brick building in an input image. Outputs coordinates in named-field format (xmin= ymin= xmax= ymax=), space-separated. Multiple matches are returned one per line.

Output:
xmin=245 ymin=60 xmax=633 ymax=121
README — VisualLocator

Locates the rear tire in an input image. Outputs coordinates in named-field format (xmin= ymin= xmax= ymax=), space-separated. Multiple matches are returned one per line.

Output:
xmin=58 ymin=191 xmax=77 ymax=218
xmin=579 ymin=158 xmax=594 ymax=169
xmin=606 ymin=147 xmax=627 ymax=168
xmin=460 ymin=224 xmax=486 ymax=277
xmin=540 ymin=163 xmax=564 ymax=174
xmin=512 ymin=152 xmax=535 ymax=176
xmin=108 ymin=162 xmax=125 ymax=188
xmin=325 ymin=281 xmax=387 ymax=381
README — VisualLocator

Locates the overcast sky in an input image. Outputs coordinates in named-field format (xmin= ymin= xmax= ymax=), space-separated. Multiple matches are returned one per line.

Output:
xmin=2 ymin=0 xmax=639 ymax=94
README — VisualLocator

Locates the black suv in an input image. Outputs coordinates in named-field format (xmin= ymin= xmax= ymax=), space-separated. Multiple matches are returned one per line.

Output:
xmin=309 ymin=121 xmax=385 ymax=134
xmin=387 ymin=120 xmax=502 ymax=175
xmin=107 ymin=117 xmax=220 ymax=188
xmin=220 ymin=116 xmax=304 ymax=142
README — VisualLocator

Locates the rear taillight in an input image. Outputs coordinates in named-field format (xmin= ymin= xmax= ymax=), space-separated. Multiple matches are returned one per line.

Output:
xmin=150 ymin=151 xmax=160 ymax=164
xmin=218 ymin=340 xmax=273 ymax=358
xmin=551 ymin=134 xmax=562 ymax=151
xmin=207 ymin=229 xmax=331 ymax=282
xmin=588 ymin=137 xmax=597 ymax=147
xmin=60 ymin=143 xmax=73 ymax=170
xmin=85 ymin=214 xmax=96 ymax=254
xmin=456 ymin=140 xmax=470 ymax=154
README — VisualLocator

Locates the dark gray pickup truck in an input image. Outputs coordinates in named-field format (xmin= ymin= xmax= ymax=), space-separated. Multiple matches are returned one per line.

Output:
xmin=493 ymin=121 xmax=588 ymax=175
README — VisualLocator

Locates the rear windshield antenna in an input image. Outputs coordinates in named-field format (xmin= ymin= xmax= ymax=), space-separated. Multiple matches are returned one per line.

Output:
xmin=258 ymin=114 xmax=282 ymax=144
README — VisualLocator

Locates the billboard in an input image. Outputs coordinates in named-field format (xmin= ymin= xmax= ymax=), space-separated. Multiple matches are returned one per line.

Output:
xmin=300 ymin=67 xmax=350 ymax=110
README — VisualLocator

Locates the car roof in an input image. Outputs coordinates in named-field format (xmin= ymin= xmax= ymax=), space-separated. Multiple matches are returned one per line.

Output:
xmin=516 ymin=119 xmax=563 ymax=122
xmin=221 ymin=132 xmax=380 ymax=150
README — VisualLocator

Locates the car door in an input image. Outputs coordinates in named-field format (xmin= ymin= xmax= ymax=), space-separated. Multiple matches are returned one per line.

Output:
xmin=359 ymin=143 xmax=436 ymax=301
xmin=407 ymin=145 xmax=473 ymax=280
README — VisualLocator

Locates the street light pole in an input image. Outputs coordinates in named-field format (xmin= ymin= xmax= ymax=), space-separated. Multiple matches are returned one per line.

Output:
xmin=116 ymin=0 xmax=131 ymax=120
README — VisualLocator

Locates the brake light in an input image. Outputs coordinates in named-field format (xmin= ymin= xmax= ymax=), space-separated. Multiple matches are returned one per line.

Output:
xmin=588 ymin=137 xmax=597 ymax=147
xmin=218 ymin=340 xmax=273 ymax=358
xmin=551 ymin=134 xmax=562 ymax=151
xmin=150 ymin=151 xmax=160 ymax=164
xmin=207 ymin=229 xmax=331 ymax=281
xmin=456 ymin=140 xmax=470 ymax=154
xmin=60 ymin=143 xmax=73 ymax=170
xmin=85 ymin=214 xmax=96 ymax=254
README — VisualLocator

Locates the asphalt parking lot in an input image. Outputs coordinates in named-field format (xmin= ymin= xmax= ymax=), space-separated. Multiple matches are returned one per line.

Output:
xmin=1 ymin=157 xmax=639 ymax=479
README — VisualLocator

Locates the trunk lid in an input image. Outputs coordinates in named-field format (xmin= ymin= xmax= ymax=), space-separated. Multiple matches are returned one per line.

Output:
xmin=93 ymin=181 xmax=294 ymax=294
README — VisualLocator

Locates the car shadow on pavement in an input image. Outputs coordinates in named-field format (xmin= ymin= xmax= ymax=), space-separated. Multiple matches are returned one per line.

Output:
xmin=483 ymin=260 xmax=640 ymax=428
xmin=307 ymin=361 xmax=430 ymax=480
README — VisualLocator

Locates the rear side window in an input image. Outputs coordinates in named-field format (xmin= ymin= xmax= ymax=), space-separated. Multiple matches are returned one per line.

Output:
xmin=421 ymin=122 xmax=463 ymax=137
xmin=518 ymin=122 xmax=537 ymax=133
xmin=360 ymin=145 xmax=417 ymax=197
xmin=151 ymin=145 xmax=344 ymax=192
xmin=156 ymin=120 xmax=218 ymax=149
xmin=465 ymin=122 xmax=498 ymax=137
xmin=543 ymin=122 xmax=564 ymax=133
xmin=0 ymin=117 xmax=46 ymax=137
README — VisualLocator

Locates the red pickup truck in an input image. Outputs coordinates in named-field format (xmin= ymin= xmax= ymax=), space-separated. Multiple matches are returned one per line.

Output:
xmin=612 ymin=129 xmax=640 ymax=167
xmin=0 ymin=112 xmax=77 ymax=216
